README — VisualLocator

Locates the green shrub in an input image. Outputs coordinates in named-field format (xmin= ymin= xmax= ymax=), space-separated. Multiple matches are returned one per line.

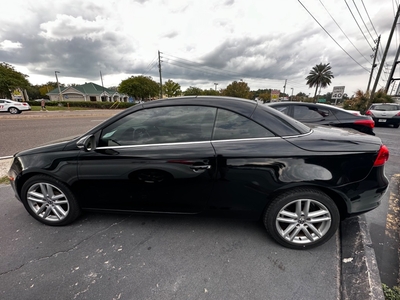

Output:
xmin=383 ymin=284 xmax=400 ymax=300
xmin=27 ymin=101 xmax=136 ymax=109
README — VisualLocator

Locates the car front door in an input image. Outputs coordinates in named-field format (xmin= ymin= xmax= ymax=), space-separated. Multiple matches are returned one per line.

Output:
xmin=0 ymin=100 xmax=6 ymax=112
xmin=76 ymin=105 xmax=217 ymax=213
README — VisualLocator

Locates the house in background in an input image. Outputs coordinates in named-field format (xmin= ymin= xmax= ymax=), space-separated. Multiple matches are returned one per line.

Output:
xmin=47 ymin=82 xmax=129 ymax=102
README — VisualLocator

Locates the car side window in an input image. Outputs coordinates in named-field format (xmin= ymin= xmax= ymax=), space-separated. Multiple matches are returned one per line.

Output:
xmin=99 ymin=106 xmax=217 ymax=146
xmin=293 ymin=106 xmax=325 ymax=120
xmin=274 ymin=105 xmax=290 ymax=115
xmin=213 ymin=108 xmax=274 ymax=140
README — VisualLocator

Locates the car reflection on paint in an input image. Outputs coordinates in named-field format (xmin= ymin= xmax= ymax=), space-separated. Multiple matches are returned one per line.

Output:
xmin=8 ymin=96 xmax=389 ymax=249
xmin=267 ymin=102 xmax=375 ymax=135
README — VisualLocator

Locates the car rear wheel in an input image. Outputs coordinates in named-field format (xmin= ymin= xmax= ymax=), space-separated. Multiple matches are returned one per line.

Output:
xmin=21 ymin=175 xmax=81 ymax=226
xmin=264 ymin=188 xmax=340 ymax=249
xmin=8 ymin=107 xmax=20 ymax=114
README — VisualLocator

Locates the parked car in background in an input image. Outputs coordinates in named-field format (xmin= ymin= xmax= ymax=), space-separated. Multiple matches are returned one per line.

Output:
xmin=267 ymin=102 xmax=375 ymax=135
xmin=0 ymin=99 xmax=31 ymax=114
xmin=365 ymin=103 xmax=400 ymax=128
xmin=8 ymin=96 xmax=389 ymax=249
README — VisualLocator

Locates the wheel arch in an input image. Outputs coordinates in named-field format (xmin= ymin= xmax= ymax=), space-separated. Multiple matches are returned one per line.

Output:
xmin=264 ymin=184 xmax=350 ymax=219
xmin=15 ymin=171 xmax=73 ymax=201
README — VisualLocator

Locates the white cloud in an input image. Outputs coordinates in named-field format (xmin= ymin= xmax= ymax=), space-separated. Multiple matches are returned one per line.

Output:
xmin=0 ymin=40 xmax=22 ymax=51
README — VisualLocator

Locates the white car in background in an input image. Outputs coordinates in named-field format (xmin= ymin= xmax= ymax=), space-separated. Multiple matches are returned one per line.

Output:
xmin=365 ymin=103 xmax=400 ymax=128
xmin=0 ymin=99 xmax=31 ymax=114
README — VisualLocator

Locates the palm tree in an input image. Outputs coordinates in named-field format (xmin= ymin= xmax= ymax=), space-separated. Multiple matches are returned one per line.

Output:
xmin=306 ymin=63 xmax=334 ymax=103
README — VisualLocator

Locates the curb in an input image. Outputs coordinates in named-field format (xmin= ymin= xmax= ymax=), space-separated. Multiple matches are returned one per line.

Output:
xmin=0 ymin=109 xmax=122 ymax=120
xmin=341 ymin=214 xmax=384 ymax=300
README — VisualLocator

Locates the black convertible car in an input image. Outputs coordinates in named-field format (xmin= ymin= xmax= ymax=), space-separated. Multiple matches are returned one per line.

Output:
xmin=267 ymin=102 xmax=375 ymax=135
xmin=8 ymin=96 xmax=389 ymax=249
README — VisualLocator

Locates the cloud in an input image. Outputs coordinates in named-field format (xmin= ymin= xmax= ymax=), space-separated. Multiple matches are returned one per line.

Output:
xmin=0 ymin=40 xmax=22 ymax=51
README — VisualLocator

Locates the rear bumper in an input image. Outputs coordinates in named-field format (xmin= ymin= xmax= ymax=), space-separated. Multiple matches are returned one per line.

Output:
xmin=372 ymin=116 xmax=400 ymax=125
xmin=340 ymin=166 xmax=389 ymax=216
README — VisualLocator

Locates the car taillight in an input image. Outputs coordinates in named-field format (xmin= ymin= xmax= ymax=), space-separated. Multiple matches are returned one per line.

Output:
xmin=354 ymin=119 xmax=375 ymax=128
xmin=365 ymin=110 xmax=372 ymax=116
xmin=373 ymin=145 xmax=389 ymax=166
xmin=396 ymin=112 xmax=400 ymax=116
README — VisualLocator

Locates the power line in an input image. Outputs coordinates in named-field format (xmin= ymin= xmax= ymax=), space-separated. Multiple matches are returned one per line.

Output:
xmin=352 ymin=0 xmax=375 ymax=42
xmin=344 ymin=0 xmax=374 ymax=50
xmin=318 ymin=0 xmax=371 ymax=64
xmin=298 ymin=0 xmax=370 ymax=72
xmin=361 ymin=0 xmax=379 ymax=38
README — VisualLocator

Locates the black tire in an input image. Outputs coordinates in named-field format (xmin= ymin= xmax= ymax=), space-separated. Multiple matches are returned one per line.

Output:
xmin=8 ymin=107 xmax=20 ymax=114
xmin=263 ymin=188 xmax=340 ymax=250
xmin=393 ymin=124 xmax=399 ymax=128
xmin=21 ymin=175 xmax=81 ymax=226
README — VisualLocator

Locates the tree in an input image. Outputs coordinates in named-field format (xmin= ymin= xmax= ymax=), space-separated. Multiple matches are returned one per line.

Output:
xmin=222 ymin=80 xmax=252 ymax=99
xmin=118 ymin=75 xmax=159 ymax=99
xmin=0 ymin=62 xmax=30 ymax=99
xmin=163 ymin=79 xmax=182 ymax=97
xmin=183 ymin=86 xmax=203 ymax=96
xmin=202 ymin=88 xmax=220 ymax=96
xmin=342 ymin=89 xmax=394 ymax=113
xmin=305 ymin=63 xmax=334 ymax=103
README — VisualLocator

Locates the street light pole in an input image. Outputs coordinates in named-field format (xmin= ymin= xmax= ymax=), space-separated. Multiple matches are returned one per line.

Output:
xmin=55 ymin=71 xmax=63 ymax=101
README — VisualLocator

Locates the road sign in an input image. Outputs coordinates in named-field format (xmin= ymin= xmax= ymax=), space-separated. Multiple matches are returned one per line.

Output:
xmin=331 ymin=86 xmax=345 ymax=100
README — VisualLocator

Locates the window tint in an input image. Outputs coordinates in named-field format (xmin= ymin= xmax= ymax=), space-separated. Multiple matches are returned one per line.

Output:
xmin=213 ymin=109 xmax=273 ymax=140
xmin=293 ymin=106 xmax=327 ymax=120
xmin=370 ymin=104 xmax=400 ymax=111
xmin=274 ymin=105 xmax=290 ymax=115
xmin=99 ymin=106 xmax=216 ymax=146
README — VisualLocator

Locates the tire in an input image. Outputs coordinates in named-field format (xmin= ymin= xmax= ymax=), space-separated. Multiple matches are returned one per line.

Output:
xmin=263 ymin=188 xmax=340 ymax=249
xmin=21 ymin=175 xmax=81 ymax=226
xmin=393 ymin=124 xmax=399 ymax=128
xmin=8 ymin=107 xmax=20 ymax=114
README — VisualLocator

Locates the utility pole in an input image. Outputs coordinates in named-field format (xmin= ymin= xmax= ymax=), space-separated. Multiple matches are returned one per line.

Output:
xmin=158 ymin=50 xmax=163 ymax=99
xmin=385 ymin=37 xmax=400 ymax=93
xmin=371 ymin=4 xmax=400 ymax=98
xmin=367 ymin=35 xmax=380 ymax=93
xmin=55 ymin=71 xmax=63 ymax=101
xmin=100 ymin=70 xmax=105 ymax=102
xmin=283 ymin=79 xmax=287 ymax=95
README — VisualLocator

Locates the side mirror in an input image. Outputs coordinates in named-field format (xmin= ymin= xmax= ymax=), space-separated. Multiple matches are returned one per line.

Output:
xmin=77 ymin=135 xmax=96 ymax=152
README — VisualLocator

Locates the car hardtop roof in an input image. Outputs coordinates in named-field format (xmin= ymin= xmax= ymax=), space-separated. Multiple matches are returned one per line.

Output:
xmin=142 ymin=95 xmax=258 ymax=108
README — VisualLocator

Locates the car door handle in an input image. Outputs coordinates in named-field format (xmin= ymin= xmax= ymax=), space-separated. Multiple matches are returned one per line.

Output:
xmin=190 ymin=165 xmax=211 ymax=172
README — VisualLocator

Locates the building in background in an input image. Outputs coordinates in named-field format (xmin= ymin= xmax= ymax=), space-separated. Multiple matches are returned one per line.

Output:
xmin=47 ymin=82 xmax=128 ymax=102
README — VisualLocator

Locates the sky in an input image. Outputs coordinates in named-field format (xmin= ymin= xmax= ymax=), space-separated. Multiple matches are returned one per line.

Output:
xmin=0 ymin=0 xmax=398 ymax=97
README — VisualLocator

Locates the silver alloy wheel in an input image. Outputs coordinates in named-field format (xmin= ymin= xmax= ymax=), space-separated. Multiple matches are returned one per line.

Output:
xmin=275 ymin=198 xmax=332 ymax=245
xmin=9 ymin=107 xmax=19 ymax=114
xmin=27 ymin=182 xmax=70 ymax=222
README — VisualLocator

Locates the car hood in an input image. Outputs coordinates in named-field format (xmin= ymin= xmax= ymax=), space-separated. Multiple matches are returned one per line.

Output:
xmin=284 ymin=125 xmax=381 ymax=152
xmin=14 ymin=135 xmax=80 ymax=157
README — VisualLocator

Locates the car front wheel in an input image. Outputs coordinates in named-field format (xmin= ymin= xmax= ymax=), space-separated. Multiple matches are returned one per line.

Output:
xmin=8 ymin=107 xmax=20 ymax=114
xmin=21 ymin=175 xmax=81 ymax=226
xmin=264 ymin=188 xmax=340 ymax=249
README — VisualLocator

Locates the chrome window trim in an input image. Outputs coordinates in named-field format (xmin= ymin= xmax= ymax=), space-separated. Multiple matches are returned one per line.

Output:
xmin=282 ymin=130 xmax=313 ymax=139
xmin=95 ymin=136 xmax=287 ymax=150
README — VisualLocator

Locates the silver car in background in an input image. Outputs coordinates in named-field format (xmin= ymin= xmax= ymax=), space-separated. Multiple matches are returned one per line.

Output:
xmin=365 ymin=103 xmax=400 ymax=128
